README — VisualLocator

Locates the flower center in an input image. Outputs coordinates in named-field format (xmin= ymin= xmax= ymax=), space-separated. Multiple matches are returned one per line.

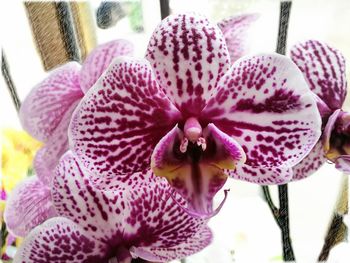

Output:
xmin=180 ymin=117 xmax=206 ymax=153
xmin=326 ymin=111 xmax=350 ymax=161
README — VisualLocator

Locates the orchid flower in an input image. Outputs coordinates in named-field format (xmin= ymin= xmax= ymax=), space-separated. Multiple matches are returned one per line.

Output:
xmin=290 ymin=40 xmax=349 ymax=178
xmin=4 ymin=40 xmax=133 ymax=237
xmin=69 ymin=13 xmax=321 ymax=216
xmin=13 ymin=151 xmax=211 ymax=263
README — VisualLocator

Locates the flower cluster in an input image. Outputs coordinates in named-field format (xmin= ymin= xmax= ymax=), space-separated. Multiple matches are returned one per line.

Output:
xmin=4 ymin=12 xmax=332 ymax=262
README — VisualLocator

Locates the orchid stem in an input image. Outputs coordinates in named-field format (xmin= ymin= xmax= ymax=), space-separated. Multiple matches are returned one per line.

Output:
xmin=1 ymin=50 xmax=21 ymax=112
xmin=159 ymin=0 xmax=170 ymax=19
xmin=278 ymin=184 xmax=295 ymax=261
xmin=262 ymin=185 xmax=279 ymax=224
xmin=262 ymin=185 xmax=295 ymax=261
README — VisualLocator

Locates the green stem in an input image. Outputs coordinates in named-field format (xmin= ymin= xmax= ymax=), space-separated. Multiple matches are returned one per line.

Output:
xmin=278 ymin=184 xmax=295 ymax=261
xmin=262 ymin=185 xmax=295 ymax=261
xmin=1 ymin=50 xmax=21 ymax=112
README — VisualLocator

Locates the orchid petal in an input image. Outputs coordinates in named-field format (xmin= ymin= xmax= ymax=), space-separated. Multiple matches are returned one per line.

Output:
xmin=131 ymin=226 xmax=212 ymax=262
xmin=4 ymin=176 xmax=56 ymax=237
xmin=13 ymin=217 xmax=107 ymax=263
xmin=229 ymin=164 xmax=293 ymax=185
xmin=34 ymin=101 xmax=79 ymax=185
xmin=290 ymin=40 xmax=347 ymax=109
xmin=202 ymin=53 xmax=322 ymax=169
xmin=205 ymin=123 xmax=246 ymax=167
xmin=69 ymin=57 xmax=181 ymax=180
xmin=53 ymin=151 xmax=128 ymax=240
xmin=151 ymin=126 xmax=229 ymax=214
xmin=292 ymin=141 xmax=327 ymax=180
xmin=313 ymin=93 xmax=333 ymax=118
xmin=53 ymin=151 xmax=208 ymax=248
xmin=146 ymin=13 xmax=231 ymax=117
xmin=323 ymin=109 xmax=342 ymax=153
xmin=335 ymin=156 xmax=350 ymax=173
xmin=20 ymin=62 xmax=83 ymax=142
xmin=218 ymin=13 xmax=259 ymax=63
xmin=80 ymin=39 xmax=134 ymax=93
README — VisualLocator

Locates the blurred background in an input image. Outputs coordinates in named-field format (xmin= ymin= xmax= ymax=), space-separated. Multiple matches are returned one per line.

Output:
xmin=0 ymin=0 xmax=349 ymax=262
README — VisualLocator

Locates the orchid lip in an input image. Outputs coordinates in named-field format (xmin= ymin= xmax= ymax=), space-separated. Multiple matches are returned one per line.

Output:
xmin=169 ymin=188 xmax=230 ymax=219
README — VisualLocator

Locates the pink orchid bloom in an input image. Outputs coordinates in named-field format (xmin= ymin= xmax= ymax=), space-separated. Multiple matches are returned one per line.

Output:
xmin=69 ymin=13 xmax=321 ymax=216
xmin=13 ymin=151 xmax=211 ymax=263
xmin=290 ymin=40 xmax=349 ymax=178
xmin=4 ymin=40 xmax=133 ymax=237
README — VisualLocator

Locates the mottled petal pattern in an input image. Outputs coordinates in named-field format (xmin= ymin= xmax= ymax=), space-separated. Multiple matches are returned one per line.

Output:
xmin=218 ymin=13 xmax=259 ymax=63
xmin=229 ymin=164 xmax=293 ymax=185
xmin=53 ymin=151 xmax=128 ymax=241
xmin=335 ymin=156 xmax=350 ymax=173
xmin=53 ymin=151 xmax=208 ymax=249
xmin=20 ymin=62 xmax=83 ymax=142
xmin=202 ymin=53 xmax=322 ymax=168
xmin=69 ymin=57 xmax=181 ymax=180
xmin=290 ymin=40 xmax=347 ymax=109
xmin=34 ymin=101 xmax=79 ymax=185
xmin=4 ymin=176 xmax=56 ymax=237
xmin=13 ymin=217 xmax=108 ymax=263
xmin=292 ymin=141 xmax=327 ymax=180
xmin=80 ymin=39 xmax=134 ymax=93
xmin=131 ymin=226 xmax=212 ymax=262
xmin=146 ymin=13 xmax=231 ymax=117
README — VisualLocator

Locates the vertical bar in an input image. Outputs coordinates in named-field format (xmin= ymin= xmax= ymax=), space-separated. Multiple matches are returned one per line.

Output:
xmin=55 ymin=2 xmax=81 ymax=62
xmin=24 ymin=2 xmax=81 ymax=70
xmin=159 ymin=0 xmax=170 ymax=19
xmin=70 ymin=1 xmax=97 ymax=61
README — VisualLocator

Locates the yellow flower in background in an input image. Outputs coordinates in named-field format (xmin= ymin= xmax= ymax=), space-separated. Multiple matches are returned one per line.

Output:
xmin=0 ymin=200 xmax=5 ymax=221
xmin=1 ymin=128 xmax=42 ymax=194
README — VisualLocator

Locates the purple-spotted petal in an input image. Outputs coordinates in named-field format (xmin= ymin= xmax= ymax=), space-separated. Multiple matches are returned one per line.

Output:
xmin=218 ymin=13 xmax=259 ymax=63
xmin=13 ymin=217 xmax=108 ymax=263
xmin=131 ymin=226 xmax=212 ymax=262
xmin=53 ymin=151 xmax=208 ymax=248
xmin=292 ymin=141 xmax=327 ymax=180
xmin=4 ymin=176 xmax=56 ymax=237
xmin=69 ymin=57 xmax=181 ymax=180
xmin=151 ymin=126 xmax=228 ymax=214
xmin=80 ymin=39 xmax=134 ymax=93
xmin=20 ymin=62 xmax=83 ymax=142
xmin=53 ymin=151 xmax=128 ymax=240
xmin=229 ymin=164 xmax=293 ymax=185
xmin=335 ymin=156 xmax=350 ymax=173
xmin=34 ymin=101 xmax=79 ymax=185
xmin=290 ymin=40 xmax=347 ymax=109
xmin=146 ymin=13 xmax=231 ymax=117
xmin=202 ymin=53 xmax=322 ymax=168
